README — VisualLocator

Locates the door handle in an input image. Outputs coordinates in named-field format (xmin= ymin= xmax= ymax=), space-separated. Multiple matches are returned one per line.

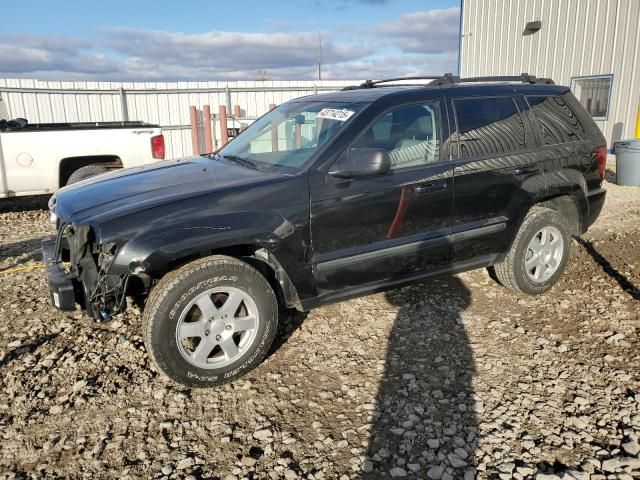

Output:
xmin=514 ymin=165 xmax=540 ymax=175
xmin=414 ymin=180 xmax=447 ymax=194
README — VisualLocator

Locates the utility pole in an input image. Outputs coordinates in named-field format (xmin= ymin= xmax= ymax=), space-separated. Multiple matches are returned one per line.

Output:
xmin=317 ymin=30 xmax=322 ymax=81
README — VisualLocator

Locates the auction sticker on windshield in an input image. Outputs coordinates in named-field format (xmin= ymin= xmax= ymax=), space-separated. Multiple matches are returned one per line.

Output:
xmin=316 ymin=108 xmax=355 ymax=122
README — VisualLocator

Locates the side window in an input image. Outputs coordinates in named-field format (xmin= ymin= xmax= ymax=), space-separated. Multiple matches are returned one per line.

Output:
xmin=453 ymin=97 xmax=526 ymax=159
xmin=526 ymin=95 xmax=587 ymax=145
xmin=352 ymin=101 xmax=442 ymax=170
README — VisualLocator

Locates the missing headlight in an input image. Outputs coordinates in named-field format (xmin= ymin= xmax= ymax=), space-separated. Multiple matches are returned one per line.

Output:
xmin=97 ymin=242 xmax=118 ymax=272
xmin=48 ymin=195 xmax=58 ymax=226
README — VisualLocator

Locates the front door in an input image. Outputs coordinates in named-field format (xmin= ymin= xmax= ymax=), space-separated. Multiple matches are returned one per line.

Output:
xmin=309 ymin=98 xmax=454 ymax=297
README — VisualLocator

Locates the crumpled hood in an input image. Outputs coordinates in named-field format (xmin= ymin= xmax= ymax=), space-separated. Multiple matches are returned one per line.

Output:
xmin=53 ymin=156 xmax=282 ymax=226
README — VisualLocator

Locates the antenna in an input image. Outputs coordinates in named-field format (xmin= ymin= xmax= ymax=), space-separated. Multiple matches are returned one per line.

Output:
xmin=317 ymin=30 xmax=322 ymax=81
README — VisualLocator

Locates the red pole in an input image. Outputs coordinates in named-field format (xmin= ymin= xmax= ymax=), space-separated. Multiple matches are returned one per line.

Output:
xmin=271 ymin=127 xmax=279 ymax=152
xmin=189 ymin=106 xmax=200 ymax=155
xmin=295 ymin=123 xmax=302 ymax=149
xmin=219 ymin=105 xmax=228 ymax=146
xmin=203 ymin=105 xmax=213 ymax=153
xmin=269 ymin=104 xmax=278 ymax=151
xmin=233 ymin=104 xmax=241 ymax=118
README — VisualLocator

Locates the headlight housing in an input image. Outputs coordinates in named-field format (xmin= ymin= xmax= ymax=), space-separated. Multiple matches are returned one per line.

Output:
xmin=48 ymin=194 xmax=57 ymax=225
xmin=97 ymin=242 xmax=118 ymax=272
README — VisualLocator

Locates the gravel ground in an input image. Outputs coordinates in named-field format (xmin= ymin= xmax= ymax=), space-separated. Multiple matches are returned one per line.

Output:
xmin=0 ymin=167 xmax=639 ymax=479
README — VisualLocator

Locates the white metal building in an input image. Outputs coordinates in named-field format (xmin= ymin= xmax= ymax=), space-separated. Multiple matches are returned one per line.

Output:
xmin=459 ymin=0 xmax=640 ymax=145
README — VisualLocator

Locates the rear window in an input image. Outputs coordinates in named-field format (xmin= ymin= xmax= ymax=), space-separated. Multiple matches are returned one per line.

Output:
xmin=526 ymin=95 xmax=587 ymax=145
xmin=453 ymin=97 xmax=526 ymax=159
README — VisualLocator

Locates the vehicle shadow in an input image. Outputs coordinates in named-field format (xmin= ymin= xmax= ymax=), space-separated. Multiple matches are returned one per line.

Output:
xmin=363 ymin=276 xmax=476 ymax=479
xmin=0 ymin=195 xmax=51 ymax=213
xmin=0 ymin=332 xmax=60 ymax=368
xmin=604 ymin=168 xmax=617 ymax=184
xmin=0 ymin=237 xmax=44 ymax=269
xmin=265 ymin=309 xmax=308 ymax=360
xmin=575 ymin=236 xmax=640 ymax=301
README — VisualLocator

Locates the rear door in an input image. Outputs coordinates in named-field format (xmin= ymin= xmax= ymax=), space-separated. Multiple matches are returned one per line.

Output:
xmin=309 ymin=95 xmax=454 ymax=296
xmin=448 ymin=93 xmax=544 ymax=264
xmin=525 ymin=94 xmax=593 ymax=193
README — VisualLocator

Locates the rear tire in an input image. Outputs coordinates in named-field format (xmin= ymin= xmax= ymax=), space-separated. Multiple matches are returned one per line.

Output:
xmin=143 ymin=255 xmax=278 ymax=388
xmin=66 ymin=165 xmax=109 ymax=185
xmin=490 ymin=207 xmax=571 ymax=295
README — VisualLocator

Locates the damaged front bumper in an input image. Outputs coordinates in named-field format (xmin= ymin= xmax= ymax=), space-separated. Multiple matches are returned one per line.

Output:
xmin=42 ymin=224 xmax=130 ymax=321
xmin=42 ymin=237 xmax=76 ymax=311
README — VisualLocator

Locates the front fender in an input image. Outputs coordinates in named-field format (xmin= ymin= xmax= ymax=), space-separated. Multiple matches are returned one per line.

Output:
xmin=108 ymin=211 xmax=296 ymax=275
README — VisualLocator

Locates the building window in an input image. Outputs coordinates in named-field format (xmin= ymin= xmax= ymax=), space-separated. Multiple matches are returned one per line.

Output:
xmin=570 ymin=75 xmax=613 ymax=120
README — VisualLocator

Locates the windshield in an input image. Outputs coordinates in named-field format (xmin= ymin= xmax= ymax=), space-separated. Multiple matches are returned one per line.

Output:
xmin=215 ymin=100 xmax=365 ymax=172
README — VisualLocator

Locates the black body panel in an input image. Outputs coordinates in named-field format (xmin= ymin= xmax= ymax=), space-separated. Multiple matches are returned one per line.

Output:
xmin=46 ymin=81 xmax=607 ymax=314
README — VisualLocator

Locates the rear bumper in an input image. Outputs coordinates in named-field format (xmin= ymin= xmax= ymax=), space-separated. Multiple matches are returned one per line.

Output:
xmin=42 ymin=237 xmax=77 ymax=311
xmin=585 ymin=187 xmax=606 ymax=230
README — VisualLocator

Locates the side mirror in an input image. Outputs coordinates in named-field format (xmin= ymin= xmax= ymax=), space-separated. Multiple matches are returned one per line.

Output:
xmin=329 ymin=147 xmax=391 ymax=178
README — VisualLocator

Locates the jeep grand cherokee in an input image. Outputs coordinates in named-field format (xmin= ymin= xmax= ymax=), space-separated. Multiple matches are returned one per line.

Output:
xmin=44 ymin=74 xmax=607 ymax=387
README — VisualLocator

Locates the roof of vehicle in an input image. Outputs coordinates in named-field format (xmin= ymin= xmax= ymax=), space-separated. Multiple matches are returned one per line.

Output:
xmin=296 ymin=75 xmax=570 ymax=104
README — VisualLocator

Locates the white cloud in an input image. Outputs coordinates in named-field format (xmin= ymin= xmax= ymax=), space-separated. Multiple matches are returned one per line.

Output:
xmin=322 ymin=52 xmax=459 ymax=80
xmin=105 ymin=28 xmax=371 ymax=72
xmin=376 ymin=7 xmax=460 ymax=54
xmin=0 ymin=35 xmax=119 ymax=75
xmin=0 ymin=7 xmax=460 ymax=81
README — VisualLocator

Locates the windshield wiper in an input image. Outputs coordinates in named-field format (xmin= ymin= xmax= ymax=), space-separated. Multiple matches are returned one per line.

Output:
xmin=217 ymin=154 xmax=259 ymax=169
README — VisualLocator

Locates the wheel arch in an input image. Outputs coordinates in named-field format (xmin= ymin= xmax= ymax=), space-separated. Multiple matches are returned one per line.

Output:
xmin=59 ymin=155 xmax=122 ymax=187
xmin=159 ymin=244 xmax=302 ymax=311
xmin=538 ymin=193 xmax=585 ymax=236
xmin=544 ymin=167 xmax=590 ymax=234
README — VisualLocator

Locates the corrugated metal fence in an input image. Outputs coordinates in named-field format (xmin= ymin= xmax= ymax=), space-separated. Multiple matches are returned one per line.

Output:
xmin=0 ymin=79 xmax=356 ymax=159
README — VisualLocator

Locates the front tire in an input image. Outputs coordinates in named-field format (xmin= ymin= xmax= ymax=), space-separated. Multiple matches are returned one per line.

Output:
xmin=490 ymin=207 xmax=571 ymax=295
xmin=143 ymin=255 xmax=278 ymax=387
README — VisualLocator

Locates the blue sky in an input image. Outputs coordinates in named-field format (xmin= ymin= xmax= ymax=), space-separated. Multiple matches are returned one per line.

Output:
xmin=0 ymin=0 xmax=461 ymax=81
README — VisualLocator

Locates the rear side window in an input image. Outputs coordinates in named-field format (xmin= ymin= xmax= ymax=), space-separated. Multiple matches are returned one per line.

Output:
xmin=453 ymin=97 xmax=526 ymax=159
xmin=526 ymin=95 xmax=587 ymax=145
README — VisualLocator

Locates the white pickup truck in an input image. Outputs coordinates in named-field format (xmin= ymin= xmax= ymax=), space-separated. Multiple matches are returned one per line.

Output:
xmin=0 ymin=118 xmax=164 ymax=197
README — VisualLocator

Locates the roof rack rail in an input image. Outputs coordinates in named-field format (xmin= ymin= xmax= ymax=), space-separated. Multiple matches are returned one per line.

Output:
xmin=428 ymin=73 xmax=554 ymax=86
xmin=341 ymin=74 xmax=453 ymax=91
xmin=340 ymin=73 xmax=554 ymax=91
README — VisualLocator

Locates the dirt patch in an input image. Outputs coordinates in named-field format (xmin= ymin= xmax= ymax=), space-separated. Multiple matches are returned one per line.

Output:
xmin=0 ymin=182 xmax=639 ymax=479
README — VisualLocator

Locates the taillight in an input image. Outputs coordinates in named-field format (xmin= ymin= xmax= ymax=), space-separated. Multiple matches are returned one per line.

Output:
xmin=151 ymin=134 xmax=165 ymax=160
xmin=595 ymin=146 xmax=607 ymax=183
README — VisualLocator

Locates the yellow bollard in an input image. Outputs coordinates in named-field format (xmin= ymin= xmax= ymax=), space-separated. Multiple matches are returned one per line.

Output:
xmin=636 ymin=105 xmax=640 ymax=139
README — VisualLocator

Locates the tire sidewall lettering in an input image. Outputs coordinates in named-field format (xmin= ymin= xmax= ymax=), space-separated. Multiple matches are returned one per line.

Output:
xmin=169 ymin=275 xmax=238 ymax=320
xmin=148 ymin=262 xmax=276 ymax=387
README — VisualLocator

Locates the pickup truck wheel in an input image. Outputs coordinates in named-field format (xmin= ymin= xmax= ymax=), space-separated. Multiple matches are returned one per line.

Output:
xmin=66 ymin=165 xmax=109 ymax=185
xmin=490 ymin=207 xmax=571 ymax=295
xmin=143 ymin=255 xmax=278 ymax=388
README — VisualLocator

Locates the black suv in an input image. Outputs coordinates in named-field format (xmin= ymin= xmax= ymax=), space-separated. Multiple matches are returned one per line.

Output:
xmin=44 ymin=74 xmax=607 ymax=387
